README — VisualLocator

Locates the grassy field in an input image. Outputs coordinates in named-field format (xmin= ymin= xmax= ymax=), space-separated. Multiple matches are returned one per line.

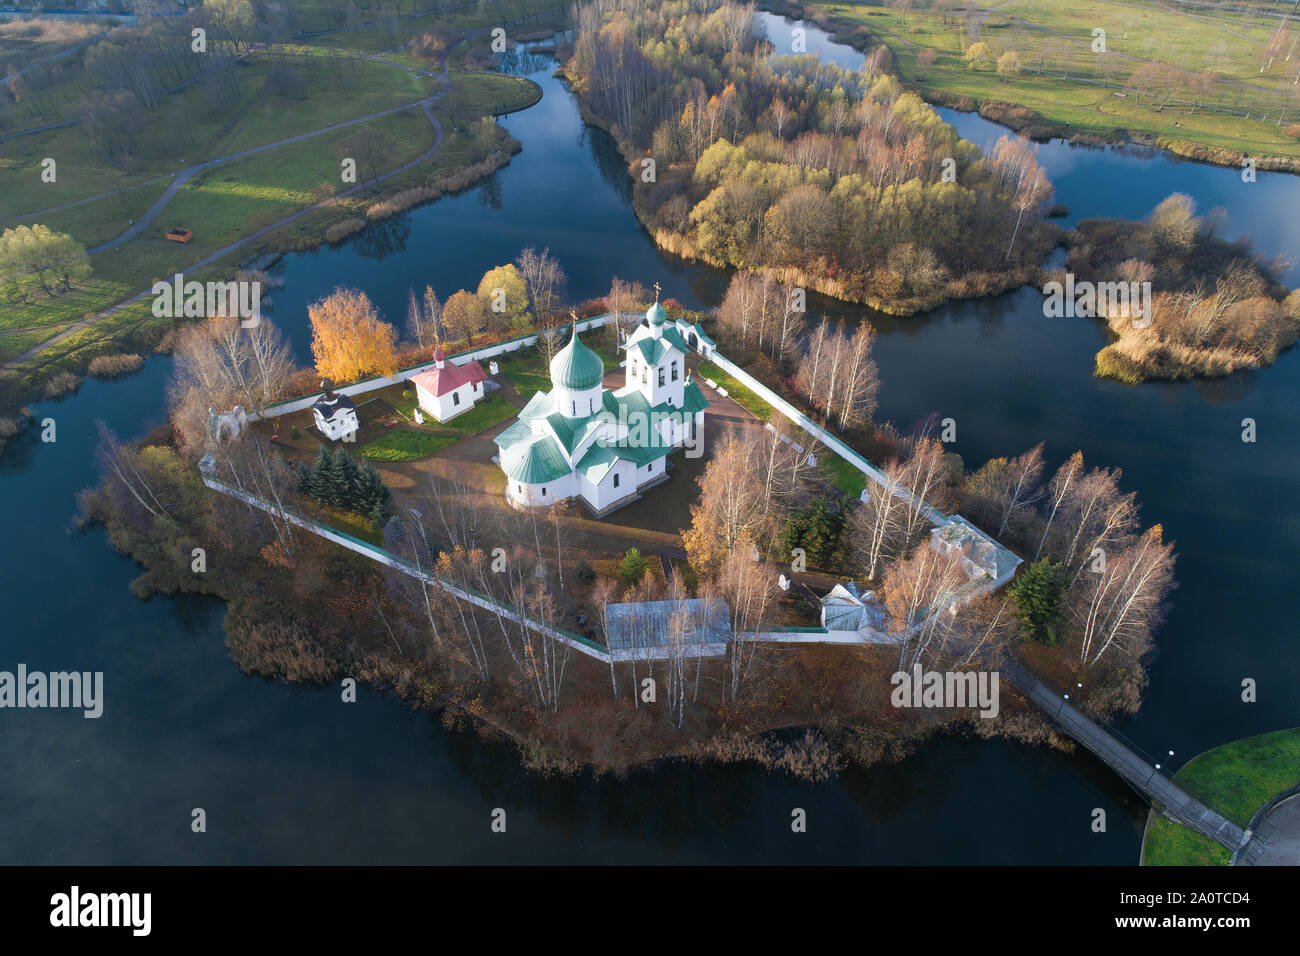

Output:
xmin=0 ymin=16 xmax=108 ymax=73
xmin=358 ymin=427 xmax=458 ymax=460
xmin=1 ymin=57 xmax=439 ymax=216
xmin=696 ymin=360 xmax=771 ymax=421
xmin=497 ymin=351 xmax=555 ymax=396
xmin=821 ymin=452 xmax=867 ymax=498
xmin=434 ymin=392 xmax=518 ymax=432
xmin=1142 ymin=726 xmax=1300 ymax=865
xmin=809 ymin=0 xmax=1300 ymax=161
xmin=0 ymin=9 xmax=551 ymax=417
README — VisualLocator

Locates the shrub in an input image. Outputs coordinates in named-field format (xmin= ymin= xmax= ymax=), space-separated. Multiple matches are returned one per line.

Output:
xmin=42 ymin=371 xmax=81 ymax=399
xmin=618 ymin=547 xmax=649 ymax=587
xmin=87 ymin=353 xmax=144 ymax=379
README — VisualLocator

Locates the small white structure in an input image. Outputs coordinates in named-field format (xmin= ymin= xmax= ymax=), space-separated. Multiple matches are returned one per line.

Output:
xmin=210 ymin=404 xmax=248 ymax=442
xmin=410 ymin=347 xmax=489 ymax=423
xmin=312 ymin=380 xmax=359 ymax=442
xmin=674 ymin=317 xmax=717 ymax=358
xmin=819 ymin=580 xmax=888 ymax=639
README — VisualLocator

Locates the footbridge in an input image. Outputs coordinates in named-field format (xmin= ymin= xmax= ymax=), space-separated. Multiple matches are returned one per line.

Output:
xmin=1003 ymin=662 xmax=1246 ymax=851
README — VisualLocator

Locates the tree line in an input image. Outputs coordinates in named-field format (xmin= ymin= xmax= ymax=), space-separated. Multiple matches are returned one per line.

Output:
xmin=566 ymin=0 xmax=1058 ymax=314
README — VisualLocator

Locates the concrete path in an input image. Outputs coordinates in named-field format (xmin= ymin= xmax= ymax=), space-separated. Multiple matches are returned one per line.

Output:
xmin=1237 ymin=790 xmax=1300 ymax=865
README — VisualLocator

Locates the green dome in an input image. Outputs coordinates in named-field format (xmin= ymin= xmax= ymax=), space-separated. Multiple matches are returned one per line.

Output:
xmin=550 ymin=326 xmax=604 ymax=391
xmin=646 ymin=301 xmax=667 ymax=326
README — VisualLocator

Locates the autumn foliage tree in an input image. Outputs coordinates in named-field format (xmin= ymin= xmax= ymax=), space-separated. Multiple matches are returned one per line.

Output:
xmin=442 ymin=289 xmax=488 ymax=345
xmin=308 ymin=287 xmax=399 ymax=384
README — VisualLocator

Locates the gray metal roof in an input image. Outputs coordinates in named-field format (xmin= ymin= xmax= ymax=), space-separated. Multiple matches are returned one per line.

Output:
xmin=603 ymin=598 xmax=731 ymax=661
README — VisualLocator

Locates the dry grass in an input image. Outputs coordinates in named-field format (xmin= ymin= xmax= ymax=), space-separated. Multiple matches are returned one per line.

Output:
xmin=87 ymin=353 xmax=144 ymax=380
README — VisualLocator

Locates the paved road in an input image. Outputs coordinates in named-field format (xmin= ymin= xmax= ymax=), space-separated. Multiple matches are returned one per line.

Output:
xmin=1004 ymin=661 xmax=1247 ymax=851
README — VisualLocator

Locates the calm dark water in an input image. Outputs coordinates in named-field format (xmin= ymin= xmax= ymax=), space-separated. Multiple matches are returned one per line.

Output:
xmin=1 ymin=20 xmax=1296 ymax=864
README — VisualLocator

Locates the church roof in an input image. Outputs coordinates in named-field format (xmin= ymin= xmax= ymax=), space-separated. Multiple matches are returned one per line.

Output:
xmin=575 ymin=442 xmax=620 ymax=485
xmin=544 ymin=410 xmax=606 ymax=456
xmin=500 ymin=435 xmax=571 ymax=485
xmin=410 ymin=358 xmax=487 ymax=398
xmin=600 ymin=431 xmax=673 ymax=466
xmin=516 ymin=389 xmax=555 ymax=420
xmin=549 ymin=325 xmax=604 ymax=391
xmin=604 ymin=381 xmax=708 ymax=420
xmin=646 ymin=300 xmax=667 ymax=327
xmin=312 ymin=392 xmax=355 ymax=421
xmin=630 ymin=337 xmax=671 ymax=368
xmin=493 ymin=418 xmax=534 ymax=451
xmin=660 ymin=324 xmax=690 ymax=354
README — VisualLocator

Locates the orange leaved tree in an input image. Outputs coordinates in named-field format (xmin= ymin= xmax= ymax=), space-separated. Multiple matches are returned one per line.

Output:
xmin=308 ymin=287 xmax=399 ymax=384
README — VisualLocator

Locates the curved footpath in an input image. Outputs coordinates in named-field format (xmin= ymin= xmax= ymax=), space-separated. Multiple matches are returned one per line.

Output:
xmin=3 ymin=78 xmax=450 ymax=372
xmin=1236 ymin=786 xmax=1300 ymax=865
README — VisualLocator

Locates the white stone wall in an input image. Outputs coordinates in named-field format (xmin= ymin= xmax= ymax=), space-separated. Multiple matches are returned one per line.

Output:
xmin=507 ymin=471 xmax=577 ymax=508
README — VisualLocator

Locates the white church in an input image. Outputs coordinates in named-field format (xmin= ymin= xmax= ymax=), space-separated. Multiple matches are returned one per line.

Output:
xmin=493 ymin=298 xmax=708 ymax=515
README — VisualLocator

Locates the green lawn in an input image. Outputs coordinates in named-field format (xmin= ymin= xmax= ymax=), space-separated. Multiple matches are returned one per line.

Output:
xmin=358 ymin=428 xmax=458 ymax=461
xmin=1142 ymin=727 xmax=1300 ymax=866
xmin=821 ymin=453 xmax=866 ymax=498
xmin=696 ymin=360 xmax=771 ymax=421
xmin=319 ymin=504 xmax=385 ymax=545
xmin=436 ymin=392 xmax=517 ymax=433
xmin=497 ymin=352 xmax=554 ymax=397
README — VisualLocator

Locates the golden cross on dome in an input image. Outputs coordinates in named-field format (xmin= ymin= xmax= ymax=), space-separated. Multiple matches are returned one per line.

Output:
xmin=653 ymin=282 xmax=661 ymax=302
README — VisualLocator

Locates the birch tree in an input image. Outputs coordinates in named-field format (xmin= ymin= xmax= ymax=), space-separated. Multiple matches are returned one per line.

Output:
xmin=1069 ymin=526 xmax=1175 ymax=668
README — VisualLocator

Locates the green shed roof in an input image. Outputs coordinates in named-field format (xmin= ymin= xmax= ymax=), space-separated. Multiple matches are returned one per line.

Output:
xmin=681 ymin=379 xmax=709 ymax=415
xmin=500 ymin=436 xmax=572 ymax=485
xmin=660 ymin=325 xmax=690 ymax=354
xmin=493 ymin=418 xmax=534 ymax=451
xmin=544 ymin=410 xmax=606 ymax=456
xmin=575 ymin=442 xmax=620 ymax=485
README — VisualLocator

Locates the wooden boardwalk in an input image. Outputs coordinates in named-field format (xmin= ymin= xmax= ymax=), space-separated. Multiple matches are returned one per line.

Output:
xmin=1003 ymin=662 xmax=1246 ymax=851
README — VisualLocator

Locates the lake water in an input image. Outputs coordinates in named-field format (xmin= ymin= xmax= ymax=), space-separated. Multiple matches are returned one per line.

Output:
xmin=1 ymin=15 xmax=1296 ymax=864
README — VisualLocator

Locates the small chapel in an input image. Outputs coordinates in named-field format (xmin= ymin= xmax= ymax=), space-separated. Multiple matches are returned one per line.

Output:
xmin=493 ymin=293 xmax=708 ymax=515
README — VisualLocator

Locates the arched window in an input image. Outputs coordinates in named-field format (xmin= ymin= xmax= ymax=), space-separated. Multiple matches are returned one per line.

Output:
xmin=671 ymin=361 xmax=678 ymax=381
xmin=571 ymin=400 xmax=576 ymax=415
xmin=657 ymin=367 xmax=664 ymax=387
xmin=613 ymin=473 xmax=620 ymax=488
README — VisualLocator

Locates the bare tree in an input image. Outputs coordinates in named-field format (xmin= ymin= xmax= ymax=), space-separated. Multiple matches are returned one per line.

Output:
xmin=884 ymin=545 xmax=969 ymax=671
xmin=515 ymin=246 xmax=567 ymax=319
xmin=1069 ymin=526 xmax=1175 ymax=668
